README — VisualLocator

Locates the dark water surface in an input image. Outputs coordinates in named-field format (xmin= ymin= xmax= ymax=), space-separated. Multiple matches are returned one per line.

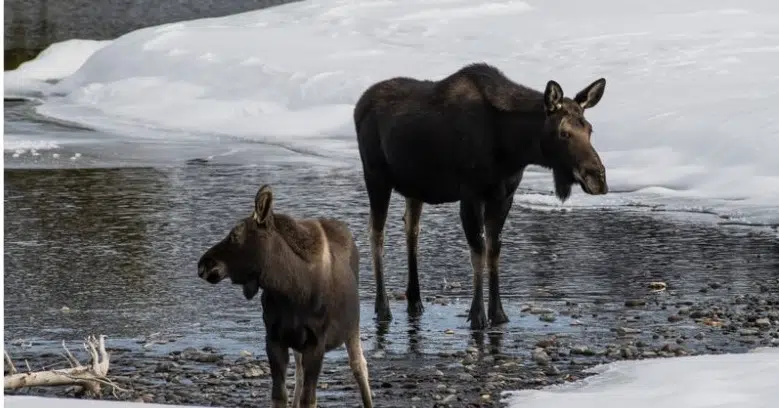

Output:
xmin=5 ymin=162 xmax=779 ymax=364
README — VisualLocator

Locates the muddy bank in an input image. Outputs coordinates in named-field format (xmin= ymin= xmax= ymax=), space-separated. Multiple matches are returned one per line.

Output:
xmin=6 ymin=279 xmax=779 ymax=407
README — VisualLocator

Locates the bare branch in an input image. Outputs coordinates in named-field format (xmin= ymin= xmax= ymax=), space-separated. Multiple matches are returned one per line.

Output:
xmin=4 ymin=351 xmax=17 ymax=374
xmin=4 ymin=335 xmax=114 ymax=395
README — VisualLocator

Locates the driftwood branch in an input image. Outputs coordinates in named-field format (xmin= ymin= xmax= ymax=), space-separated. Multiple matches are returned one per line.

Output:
xmin=4 ymin=351 xmax=17 ymax=375
xmin=4 ymin=335 xmax=120 ymax=396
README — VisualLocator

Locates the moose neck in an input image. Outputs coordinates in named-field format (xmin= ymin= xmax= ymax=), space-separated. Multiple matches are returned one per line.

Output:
xmin=254 ymin=216 xmax=321 ymax=304
xmin=497 ymin=107 xmax=554 ymax=174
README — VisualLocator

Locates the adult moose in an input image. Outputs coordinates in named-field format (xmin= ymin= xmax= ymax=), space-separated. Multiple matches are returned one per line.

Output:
xmin=197 ymin=185 xmax=373 ymax=408
xmin=354 ymin=62 xmax=609 ymax=330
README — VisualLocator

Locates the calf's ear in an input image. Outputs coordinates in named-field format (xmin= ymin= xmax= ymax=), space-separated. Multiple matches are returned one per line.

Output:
xmin=253 ymin=184 xmax=274 ymax=226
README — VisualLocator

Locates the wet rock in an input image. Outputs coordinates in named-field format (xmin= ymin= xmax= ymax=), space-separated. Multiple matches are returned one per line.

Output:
xmin=155 ymin=361 xmax=179 ymax=373
xmin=667 ymin=315 xmax=684 ymax=323
xmin=648 ymin=282 xmax=667 ymax=291
xmin=532 ymin=348 xmax=550 ymax=366
xmin=544 ymin=365 xmax=561 ymax=376
xmin=625 ymin=299 xmax=646 ymax=307
xmin=528 ymin=307 xmax=556 ymax=315
xmin=441 ymin=394 xmax=457 ymax=404
xmin=458 ymin=373 xmax=474 ymax=381
xmin=540 ymin=313 xmax=557 ymax=323
xmin=616 ymin=327 xmax=642 ymax=336
xmin=739 ymin=328 xmax=760 ymax=336
xmin=570 ymin=345 xmax=595 ymax=356
xmin=243 ymin=366 xmax=264 ymax=378
xmin=535 ymin=337 xmax=558 ymax=349
xmin=621 ymin=346 xmax=639 ymax=359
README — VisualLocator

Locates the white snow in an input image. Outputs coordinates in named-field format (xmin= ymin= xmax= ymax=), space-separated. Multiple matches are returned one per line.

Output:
xmin=3 ymin=136 xmax=61 ymax=153
xmin=502 ymin=347 xmax=779 ymax=408
xmin=4 ymin=396 xmax=208 ymax=408
xmin=4 ymin=39 xmax=112 ymax=98
xmin=4 ymin=0 xmax=779 ymax=226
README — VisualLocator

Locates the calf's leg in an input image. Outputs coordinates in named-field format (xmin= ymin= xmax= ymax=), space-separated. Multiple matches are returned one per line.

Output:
xmin=346 ymin=331 xmax=373 ymax=408
xmin=404 ymin=197 xmax=424 ymax=316
xmin=484 ymin=195 xmax=513 ymax=326
xmin=299 ymin=349 xmax=325 ymax=408
xmin=460 ymin=199 xmax=487 ymax=330
xmin=366 ymin=176 xmax=393 ymax=322
xmin=266 ymin=340 xmax=290 ymax=408
xmin=292 ymin=351 xmax=304 ymax=408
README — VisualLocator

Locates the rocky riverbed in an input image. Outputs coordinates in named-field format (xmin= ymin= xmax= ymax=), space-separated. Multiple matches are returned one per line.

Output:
xmin=6 ymin=277 xmax=779 ymax=408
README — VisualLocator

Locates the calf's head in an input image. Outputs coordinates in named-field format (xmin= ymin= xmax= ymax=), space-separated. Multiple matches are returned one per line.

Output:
xmin=197 ymin=184 xmax=276 ymax=300
xmin=541 ymin=78 xmax=608 ymax=201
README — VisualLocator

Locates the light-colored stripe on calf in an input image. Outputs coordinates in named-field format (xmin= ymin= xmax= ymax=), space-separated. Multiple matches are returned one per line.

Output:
xmin=316 ymin=221 xmax=332 ymax=270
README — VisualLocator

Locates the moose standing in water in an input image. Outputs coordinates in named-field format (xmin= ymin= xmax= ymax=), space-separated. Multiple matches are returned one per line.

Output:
xmin=354 ymin=62 xmax=609 ymax=330
xmin=197 ymin=185 xmax=373 ymax=408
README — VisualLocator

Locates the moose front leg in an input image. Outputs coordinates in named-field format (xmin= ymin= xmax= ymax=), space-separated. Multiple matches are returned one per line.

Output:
xmin=460 ymin=199 xmax=487 ymax=330
xmin=483 ymin=196 xmax=513 ymax=326
xmin=266 ymin=339 xmax=290 ymax=408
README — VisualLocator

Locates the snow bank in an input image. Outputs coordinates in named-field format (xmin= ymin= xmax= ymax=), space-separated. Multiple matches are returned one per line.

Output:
xmin=6 ymin=0 xmax=779 ymax=225
xmin=503 ymin=347 xmax=779 ymax=408
xmin=4 ymin=39 xmax=112 ymax=99
xmin=4 ymin=396 xmax=209 ymax=408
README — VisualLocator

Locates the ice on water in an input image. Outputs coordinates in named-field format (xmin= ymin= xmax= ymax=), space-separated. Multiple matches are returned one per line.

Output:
xmin=4 ymin=0 xmax=779 ymax=226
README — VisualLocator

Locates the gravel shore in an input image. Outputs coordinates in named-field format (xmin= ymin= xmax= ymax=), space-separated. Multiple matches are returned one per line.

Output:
xmin=6 ymin=277 xmax=779 ymax=408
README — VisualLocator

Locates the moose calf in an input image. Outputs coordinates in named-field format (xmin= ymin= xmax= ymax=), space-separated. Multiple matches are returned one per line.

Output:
xmin=197 ymin=184 xmax=373 ymax=408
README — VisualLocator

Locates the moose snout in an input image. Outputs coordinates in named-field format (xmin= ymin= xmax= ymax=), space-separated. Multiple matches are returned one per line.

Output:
xmin=198 ymin=256 xmax=227 ymax=284
xmin=575 ymin=166 xmax=608 ymax=195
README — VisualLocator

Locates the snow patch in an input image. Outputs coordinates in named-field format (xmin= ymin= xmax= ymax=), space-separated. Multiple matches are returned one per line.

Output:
xmin=502 ymin=348 xmax=779 ymax=408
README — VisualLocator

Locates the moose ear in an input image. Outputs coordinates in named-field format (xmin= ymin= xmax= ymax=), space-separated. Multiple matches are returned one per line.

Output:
xmin=574 ymin=78 xmax=606 ymax=109
xmin=544 ymin=80 xmax=564 ymax=113
xmin=253 ymin=184 xmax=274 ymax=226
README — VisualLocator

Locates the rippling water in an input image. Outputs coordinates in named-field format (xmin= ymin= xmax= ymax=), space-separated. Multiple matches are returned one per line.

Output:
xmin=5 ymin=163 xmax=778 ymax=358
xmin=4 ymin=101 xmax=779 ymax=364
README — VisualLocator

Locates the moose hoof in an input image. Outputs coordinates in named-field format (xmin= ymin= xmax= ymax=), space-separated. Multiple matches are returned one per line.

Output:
xmin=468 ymin=308 xmax=488 ymax=331
xmin=375 ymin=306 xmax=393 ymax=323
xmin=407 ymin=300 xmax=424 ymax=317
xmin=489 ymin=309 xmax=509 ymax=326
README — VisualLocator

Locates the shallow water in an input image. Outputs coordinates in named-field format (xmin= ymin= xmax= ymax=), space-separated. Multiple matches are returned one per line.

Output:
xmin=4 ymin=101 xmax=779 ymax=365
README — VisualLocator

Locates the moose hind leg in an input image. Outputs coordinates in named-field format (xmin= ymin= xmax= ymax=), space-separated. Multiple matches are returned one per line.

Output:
xmin=299 ymin=350 xmax=325 ymax=408
xmin=404 ymin=197 xmax=424 ymax=316
xmin=366 ymin=176 xmax=393 ymax=322
xmin=292 ymin=351 xmax=303 ymax=408
xmin=484 ymin=196 xmax=513 ymax=326
xmin=266 ymin=340 xmax=290 ymax=408
xmin=460 ymin=200 xmax=487 ymax=330
xmin=346 ymin=331 xmax=374 ymax=408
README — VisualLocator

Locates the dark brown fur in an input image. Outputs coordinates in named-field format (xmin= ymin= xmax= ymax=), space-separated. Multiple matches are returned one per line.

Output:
xmin=197 ymin=185 xmax=372 ymax=408
xmin=354 ymin=62 xmax=609 ymax=330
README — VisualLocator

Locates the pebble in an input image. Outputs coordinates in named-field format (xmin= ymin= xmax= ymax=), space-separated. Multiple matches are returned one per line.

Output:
xmin=532 ymin=348 xmax=551 ymax=366
xmin=756 ymin=318 xmax=771 ymax=328
xmin=570 ymin=345 xmax=595 ymax=356
xmin=616 ymin=327 xmax=642 ymax=335
xmin=739 ymin=328 xmax=760 ymax=336
xmin=625 ymin=299 xmax=646 ymax=307
xmin=540 ymin=313 xmax=557 ymax=323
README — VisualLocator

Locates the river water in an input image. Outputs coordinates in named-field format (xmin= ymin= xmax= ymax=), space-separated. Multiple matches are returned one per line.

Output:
xmin=4 ymin=99 xmax=779 ymax=366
